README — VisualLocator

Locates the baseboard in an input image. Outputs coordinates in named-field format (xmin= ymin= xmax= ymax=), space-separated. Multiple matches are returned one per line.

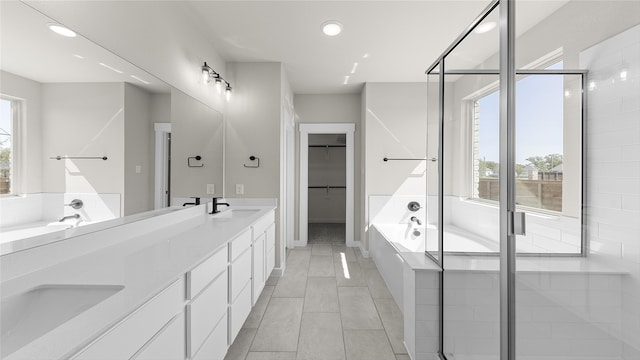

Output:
xmin=357 ymin=241 xmax=370 ymax=258
xmin=271 ymin=267 xmax=284 ymax=277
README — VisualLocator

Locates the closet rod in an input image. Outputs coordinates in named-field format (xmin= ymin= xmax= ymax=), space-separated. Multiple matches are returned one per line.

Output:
xmin=308 ymin=145 xmax=346 ymax=148
xmin=308 ymin=185 xmax=346 ymax=189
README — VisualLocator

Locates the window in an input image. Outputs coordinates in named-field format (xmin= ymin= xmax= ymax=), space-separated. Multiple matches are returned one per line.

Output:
xmin=472 ymin=62 xmax=569 ymax=213
xmin=0 ymin=97 xmax=19 ymax=196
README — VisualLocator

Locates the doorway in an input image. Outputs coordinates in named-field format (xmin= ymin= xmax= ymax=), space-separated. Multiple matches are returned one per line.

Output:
xmin=154 ymin=123 xmax=171 ymax=209
xmin=298 ymin=123 xmax=355 ymax=248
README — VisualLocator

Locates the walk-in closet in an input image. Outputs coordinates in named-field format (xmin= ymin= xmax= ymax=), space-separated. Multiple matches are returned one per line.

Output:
xmin=307 ymin=134 xmax=346 ymax=244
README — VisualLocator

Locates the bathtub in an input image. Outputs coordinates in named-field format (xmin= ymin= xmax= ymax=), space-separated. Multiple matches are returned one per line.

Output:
xmin=0 ymin=219 xmax=99 ymax=245
xmin=372 ymin=223 xmax=499 ymax=255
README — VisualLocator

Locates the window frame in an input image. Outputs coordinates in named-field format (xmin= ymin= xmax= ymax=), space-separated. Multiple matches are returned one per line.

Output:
xmin=0 ymin=95 xmax=22 ymax=197
xmin=467 ymin=59 xmax=572 ymax=217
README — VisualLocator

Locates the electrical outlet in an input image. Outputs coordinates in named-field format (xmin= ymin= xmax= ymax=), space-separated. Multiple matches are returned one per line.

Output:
xmin=236 ymin=184 xmax=244 ymax=195
xmin=206 ymin=184 xmax=215 ymax=194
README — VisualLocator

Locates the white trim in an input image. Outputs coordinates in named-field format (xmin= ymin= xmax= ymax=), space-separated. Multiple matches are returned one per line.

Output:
xmin=357 ymin=241 xmax=369 ymax=258
xmin=271 ymin=267 xmax=285 ymax=277
xmin=154 ymin=123 xmax=171 ymax=209
xmin=299 ymin=123 xmax=355 ymax=247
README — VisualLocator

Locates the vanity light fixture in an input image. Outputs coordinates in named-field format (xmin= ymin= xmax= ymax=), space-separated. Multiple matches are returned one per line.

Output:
xmin=201 ymin=62 xmax=232 ymax=99
xmin=225 ymin=81 xmax=232 ymax=101
xmin=322 ymin=21 xmax=342 ymax=36
xmin=48 ymin=23 xmax=76 ymax=37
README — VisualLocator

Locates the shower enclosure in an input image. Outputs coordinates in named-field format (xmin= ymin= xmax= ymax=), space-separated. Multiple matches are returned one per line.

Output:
xmin=425 ymin=0 xmax=640 ymax=359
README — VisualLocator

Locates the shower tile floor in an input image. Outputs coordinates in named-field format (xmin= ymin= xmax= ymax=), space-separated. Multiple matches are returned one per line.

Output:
xmin=224 ymin=242 xmax=408 ymax=360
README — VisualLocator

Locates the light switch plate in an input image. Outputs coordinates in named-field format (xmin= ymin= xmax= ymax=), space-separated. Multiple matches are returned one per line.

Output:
xmin=236 ymin=184 xmax=244 ymax=195
xmin=135 ymin=165 xmax=141 ymax=174
xmin=206 ymin=184 xmax=215 ymax=194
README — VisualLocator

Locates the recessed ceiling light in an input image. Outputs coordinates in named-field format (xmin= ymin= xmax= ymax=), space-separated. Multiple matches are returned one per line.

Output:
xmin=99 ymin=62 xmax=123 ymax=74
xmin=474 ymin=21 xmax=497 ymax=34
xmin=131 ymin=75 xmax=150 ymax=85
xmin=48 ymin=24 xmax=76 ymax=37
xmin=322 ymin=21 xmax=342 ymax=36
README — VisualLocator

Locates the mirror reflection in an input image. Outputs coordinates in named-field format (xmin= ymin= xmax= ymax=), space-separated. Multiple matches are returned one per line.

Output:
xmin=0 ymin=1 xmax=224 ymax=251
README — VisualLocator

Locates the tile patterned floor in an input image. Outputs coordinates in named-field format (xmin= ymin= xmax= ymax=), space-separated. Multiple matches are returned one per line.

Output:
xmin=224 ymin=242 xmax=407 ymax=360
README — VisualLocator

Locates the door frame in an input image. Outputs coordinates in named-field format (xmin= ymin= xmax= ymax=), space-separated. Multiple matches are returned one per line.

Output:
xmin=298 ymin=123 xmax=355 ymax=247
xmin=154 ymin=123 xmax=171 ymax=209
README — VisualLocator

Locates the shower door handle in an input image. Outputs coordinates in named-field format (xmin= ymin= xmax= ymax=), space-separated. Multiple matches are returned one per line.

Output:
xmin=509 ymin=211 xmax=526 ymax=236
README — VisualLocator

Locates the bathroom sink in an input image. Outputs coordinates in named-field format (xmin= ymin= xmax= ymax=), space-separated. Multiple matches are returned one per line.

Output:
xmin=212 ymin=209 xmax=260 ymax=219
xmin=0 ymin=284 xmax=124 ymax=357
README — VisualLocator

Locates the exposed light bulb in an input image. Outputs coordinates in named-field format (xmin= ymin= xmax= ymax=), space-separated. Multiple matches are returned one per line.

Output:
xmin=225 ymin=84 xmax=232 ymax=101
xmin=201 ymin=62 xmax=211 ymax=83
xmin=215 ymin=78 xmax=223 ymax=94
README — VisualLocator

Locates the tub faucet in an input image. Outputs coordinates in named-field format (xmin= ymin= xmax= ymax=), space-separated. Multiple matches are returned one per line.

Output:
xmin=59 ymin=214 xmax=81 ymax=222
xmin=410 ymin=216 xmax=422 ymax=226
xmin=210 ymin=197 xmax=230 ymax=214
xmin=183 ymin=197 xmax=201 ymax=206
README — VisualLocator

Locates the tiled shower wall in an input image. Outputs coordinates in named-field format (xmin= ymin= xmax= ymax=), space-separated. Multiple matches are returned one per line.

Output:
xmin=581 ymin=23 xmax=640 ymax=359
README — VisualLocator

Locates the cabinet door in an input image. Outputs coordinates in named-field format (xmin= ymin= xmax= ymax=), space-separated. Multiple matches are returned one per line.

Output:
xmin=132 ymin=313 xmax=185 ymax=360
xmin=188 ymin=270 xmax=227 ymax=357
xmin=192 ymin=315 xmax=227 ymax=360
xmin=230 ymin=281 xmax=252 ymax=343
xmin=230 ymin=248 xmax=252 ymax=302
xmin=252 ymin=233 xmax=265 ymax=305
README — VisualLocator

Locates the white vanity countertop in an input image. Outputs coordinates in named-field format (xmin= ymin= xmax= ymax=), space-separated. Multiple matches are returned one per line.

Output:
xmin=1 ymin=202 xmax=276 ymax=360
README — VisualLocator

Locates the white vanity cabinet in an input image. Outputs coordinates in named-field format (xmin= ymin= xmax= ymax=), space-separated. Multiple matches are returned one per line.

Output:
xmin=251 ymin=211 xmax=275 ymax=305
xmin=229 ymin=228 xmax=253 ymax=342
xmin=73 ymin=278 xmax=185 ymax=360
xmin=186 ymin=245 xmax=229 ymax=359
xmin=60 ymin=207 xmax=277 ymax=360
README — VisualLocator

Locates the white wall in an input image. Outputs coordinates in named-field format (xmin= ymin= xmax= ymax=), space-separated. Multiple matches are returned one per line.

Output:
xmin=123 ymin=83 xmax=152 ymax=215
xmin=226 ymin=62 xmax=284 ymax=268
xmin=170 ymin=89 xmax=224 ymax=200
xmin=0 ymin=71 xmax=43 ymax=194
xmin=362 ymin=83 xmax=428 ymax=251
xmin=294 ymin=94 xmax=361 ymax=240
xmin=581 ymin=23 xmax=640 ymax=360
xmin=41 ymin=83 xmax=125 ymax=198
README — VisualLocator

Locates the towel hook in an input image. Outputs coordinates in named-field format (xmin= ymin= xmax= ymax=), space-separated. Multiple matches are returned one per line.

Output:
xmin=244 ymin=155 xmax=260 ymax=168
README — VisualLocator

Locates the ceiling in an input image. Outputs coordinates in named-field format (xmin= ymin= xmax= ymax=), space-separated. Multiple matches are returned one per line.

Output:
xmin=0 ymin=1 xmax=170 ymax=94
xmin=6 ymin=1 xmax=570 ymax=95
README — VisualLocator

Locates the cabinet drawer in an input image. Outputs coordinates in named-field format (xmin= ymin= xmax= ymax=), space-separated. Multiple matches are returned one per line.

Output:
xmin=74 ymin=278 xmax=184 ymax=360
xmin=230 ymin=248 xmax=252 ymax=302
xmin=132 ymin=312 xmax=185 ymax=360
xmin=252 ymin=211 xmax=275 ymax=238
xmin=230 ymin=229 xmax=252 ymax=262
xmin=192 ymin=314 xmax=227 ymax=360
xmin=187 ymin=246 xmax=227 ymax=299
xmin=188 ymin=271 xmax=227 ymax=357
xmin=266 ymin=224 xmax=275 ymax=251
xmin=230 ymin=281 xmax=252 ymax=343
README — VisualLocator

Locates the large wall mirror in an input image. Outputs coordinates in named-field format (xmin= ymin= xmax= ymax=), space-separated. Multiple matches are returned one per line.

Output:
xmin=0 ymin=1 xmax=224 ymax=253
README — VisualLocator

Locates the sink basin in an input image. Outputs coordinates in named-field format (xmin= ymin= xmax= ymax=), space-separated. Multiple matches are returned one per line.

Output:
xmin=213 ymin=209 xmax=259 ymax=219
xmin=1 ymin=284 xmax=124 ymax=357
